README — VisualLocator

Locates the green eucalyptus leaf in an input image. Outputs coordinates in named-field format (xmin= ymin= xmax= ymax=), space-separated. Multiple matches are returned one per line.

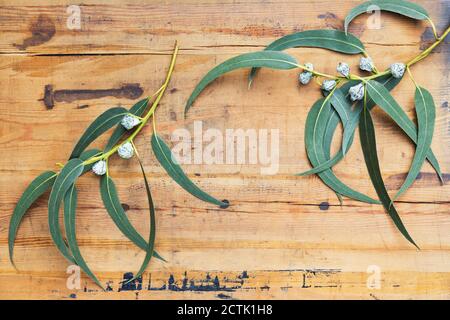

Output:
xmin=104 ymin=98 xmax=149 ymax=152
xmin=249 ymin=30 xmax=365 ymax=85
xmin=70 ymin=107 xmax=128 ymax=159
xmin=394 ymin=86 xmax=435 ymax=200
xmin=359 ymin=105 xmax=418 ymax=248
xmin=297 ymin=89 xmax=355 ymax=176
xmin=185 ymin=51 xmax=298 ymax=114
xmin=99 ymin=175 xmax=165 ymax=261
xmin=64 ymin=184 xmax=104 ymax=289
xmin=345 ymin=0 xmax=429 ymax=34
xmin=124 ymin=158 xmax=156 ymax=284
xmin=48 ymin=158 xmax=84 ymax=263
xmin=304 ymin=98 xmax=380 ymax=204
xmin=9 ymin=171 xmax=57 ymax=266
xmin=342 ymin=75 xmax=402 ymax=155
xmin=151 ymin=133 xmax=229 ymax=208
xmin=365 ymin=80 xmax=442 ymax=182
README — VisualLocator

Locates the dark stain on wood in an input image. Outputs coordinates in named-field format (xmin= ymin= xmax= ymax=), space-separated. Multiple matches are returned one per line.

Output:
xmin=121 ymin=203 xmax=130 ymax=211
xmin=42 ymin=84 xmax=143 ymax=109
xmin=317 ymin=12 xmax=343 ymax=30
xmin=385 ymin=172 xmax=449 ymax=190
xmin=14 ymin=14 xmax=55 ymax=50
xmin=319 ymin=201 xmax=330 ymax=211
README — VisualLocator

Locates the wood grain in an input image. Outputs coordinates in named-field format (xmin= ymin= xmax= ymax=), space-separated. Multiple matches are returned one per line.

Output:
xmin=0 ymin=0 xmax=449 ymax=300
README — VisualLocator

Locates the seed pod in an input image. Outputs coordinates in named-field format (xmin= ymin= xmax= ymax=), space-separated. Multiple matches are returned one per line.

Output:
xmin=322 ymin=79 xmax=336 ymax=92
xmin=390 ymin=62 xmax=405 ymax=79
xmin=337 ymin=62 xmax=350 ymax=78
xmin=121 ymin=114 xmax=141 ymax=130
xmin=359 ymin=57 xmax=374 ymax=72
xmin=349 ymin=83 xmax=365 ymax=101
xmin=118 ymin=142 xmax=134 ymax=159
xmin=92 ymin=160 xmax=107 ymax=176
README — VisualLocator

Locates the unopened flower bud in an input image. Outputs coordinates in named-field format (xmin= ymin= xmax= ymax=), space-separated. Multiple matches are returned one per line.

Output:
xmin=92 ymin=160 xmax=107 ymax=176
xmin=337 ymin=62 xmax=350 ymax=78
xmin=349 ymin=83 xmax=365 ymax=101
xmin=298 ymin=63 xmax=314 ymax=85
xmin=118 ymin=142 xmax=134 ymax=159
xmin=359 ymin=57 xmax=374 ymax=72
xmin=299 ymin=72 xmax=312 ymax=85
xmin=121 ymin=114 xmax=141 ymax=130
xmin=322 ymin=79 xmax=336 ymax=92
xmin=390 ymin=62 xmax=405 ymax=79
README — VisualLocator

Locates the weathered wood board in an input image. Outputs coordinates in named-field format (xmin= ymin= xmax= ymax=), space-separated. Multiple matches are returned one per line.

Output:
xmin=0 ymin=0 xmax=449 ymax=300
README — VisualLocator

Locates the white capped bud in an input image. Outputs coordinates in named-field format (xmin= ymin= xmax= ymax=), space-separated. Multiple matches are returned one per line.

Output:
xmin=390 ymin=62 xmax=405 ymax=79
xmin=322 ymin=79 xmax=336 ymax=91
xmin=349 ymin=83 xmax=365 ymax=101
xmin=121 ymin=114 xmax=141 ymax=130
xmin=299 ymin=72 xmax=312 ymax=85
xmin=92 ymin=160 xmax=107 ymax=176
xmin=118 ymin=142 xmax=134 ymax=159
xmin=298 ymin=63 xmax=314 ymax=85
xmin=337 ymin=62 xmax=350 ymax=77
xmin=359 ymin=57 xmax=374 ymax=72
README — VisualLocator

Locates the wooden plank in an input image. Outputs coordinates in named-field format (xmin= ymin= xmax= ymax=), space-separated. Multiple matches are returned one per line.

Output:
xmin=0 ymin=0 xmax=449 ymax=300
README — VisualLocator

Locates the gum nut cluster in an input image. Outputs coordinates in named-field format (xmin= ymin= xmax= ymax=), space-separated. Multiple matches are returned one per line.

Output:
xmin=390 ymin=62 xmax=406 ymax=79
xmin=118 ymin=141 xmax=134 ymax=159
xmin=92 ymin=160 xmax=107 ymax=176
xmin=349 ymin=83 xmax=365 ymax=101
xmin=359 ymin=57 xmax=374 ymax=72
xmin=298 ymin=63 xmax=314 ymax=85
xmin=121 ymin=114 xmax=141 ymax=130
xmin=337 ymin=62 xmax=350 ymax=78
xmin=322 ymin=79 xmax=336 ymax=91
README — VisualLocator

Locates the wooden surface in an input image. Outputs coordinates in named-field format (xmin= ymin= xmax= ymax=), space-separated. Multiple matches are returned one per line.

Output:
xmin=0 ymin=0 xmax=449 ymax=300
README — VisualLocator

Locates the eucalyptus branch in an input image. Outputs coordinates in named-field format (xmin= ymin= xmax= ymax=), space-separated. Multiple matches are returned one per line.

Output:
xmin=183 ymin=0 xmax=447 ymax=248
xmin=83 ymin=43 xmax=179 ymax=166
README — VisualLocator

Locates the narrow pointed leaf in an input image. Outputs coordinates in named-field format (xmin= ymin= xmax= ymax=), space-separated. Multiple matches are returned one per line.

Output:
xmin=342 ymin=75 xmax=402 ymax=155
xmin=185 ymin=51 xmax=298 ymax=114
xmin=48 ymin=158 xmax=84 ymax=263
xmin=297 ymin=89 xmax=354 ymax=176
xmin=9 ymin=171 xmax=57 ymax=266
xmin=151 ymin=133 xmax=229 ymax=208
xmin=345 ymin=0 xmax=429 ymax=34
xmin=125 ymin=158 xmax=156 ymax=284
xmin=366 ymin=79 xmax=442 ymax=181
xmin=301 ymin=77 xmax=394 ymax=177
xmin=100 ymin=175 xmax=165 ymax=261
xmin=359 ymin=105 xmax=418 ymax=248
xmin=304 ymin=98 xmax=379 ymax=204
xmin=394 ymin=86 xmax=435 ymax=200
xmin=70 ymin=107 xmax=128 ymax=159
xmin=249 ymin=30 xmax=365 ymax=85
xmin=64 ymin=184 xmax=104 ymax=289
xmin=104 ymin=98 xmax=149 ymax=152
